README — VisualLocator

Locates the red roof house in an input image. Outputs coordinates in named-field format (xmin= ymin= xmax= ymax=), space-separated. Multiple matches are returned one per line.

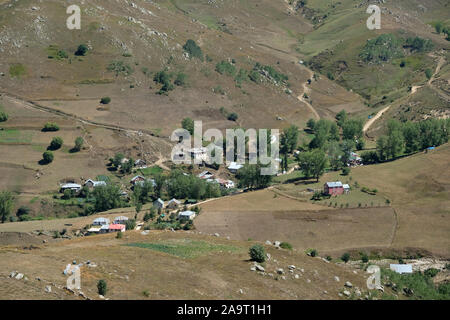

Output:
xmin=324 ymin=181 xmax=344 ymax=196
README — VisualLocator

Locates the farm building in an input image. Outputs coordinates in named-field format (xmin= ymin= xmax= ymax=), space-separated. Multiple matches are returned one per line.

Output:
xmin=167 ymin=199 xmax=181 ymax=209
xmin=130 ymin=175 xmax=146 ymax=185
xmin=153 ymin=198 xmax=165 ymax=209
xmin=215 ymin=178 xmax=235 ymax=189
xmin=100 ymin=225 xmax=110 ymax=233
xmin=87 ymin=226 xmax=102 ymax=234
xmin=92 ymin=217 xmax=110 ymax=226
xmin=114 ymin=216 xmax=129 ymax=224
xmin=348 ymin=152 xmax=362 ymax=166
xmin=178 ymin=210 xmax=196 ymax=221
xmin=60 ymin=183 xmax=82 ymax=193
xmin=343 ymin=184 xmax=350 ymax=194
xmin=109 ymin=224 xmax=126 ymax=232
xmin=134 ymin=178 xmax=156 ymax=188
xmin=188 ymin=147 xmax=209 ymax=164
xmin=198 ymin=170 xmax=214 ymax=180
xmin=324 ymin=181 xmax=344 ymax=196
xmin=228 ymin=162 xmax=243 ymax=173
xmin=84 ymin=179 xmax=107 ymax=189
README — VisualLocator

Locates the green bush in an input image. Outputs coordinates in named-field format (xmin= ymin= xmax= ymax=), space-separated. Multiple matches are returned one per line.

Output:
xmin=249 ymin=244 xmax=266 ymax=263
xmin=107 ymin=61 xmax=133 ymax=76
xmin=360 ymin=34 xmax=404 ymax=63
xmin=74 ymin=137 xmax=84 ymax=152
xmin=341 ymin=252 xmax=350 ymax=263
xmin=116 ymin=231 xmax=123 ymax=239
xmin=49 ymin=137 xmax=63 ymax=150
xmin=280 ymin=242 xmax=293 ymax=250
xmin=125 ymin=219 xmax=136 ymax=230
xmin=75 ymin=44 xmax=88 ymax=56
xmin=100 ymin=97 xmax=111 ymax=104
xmin=42 ymin=122 xmax=60 ymax=132
xmin=174 ymin=72 xmax=187 ymax=86
xmin=342 ymin=167 xmax=350 ymax=176
xmin=183 ymin=39 xmax=203 ymax=60
xmin=42 ymin=151 xmax=54 ymax=163
xmin=424 ymin=268 xmax=439 ymax=278
xmin=97 ymin=280 xmax=107 ymax=295
xmin=0 ymin=112 xmax=8 ymax=122
xmin=227 ymin=112 xmax=238 ymax=121
xmin=306 ymin=248 xmax=318 ymax=257
xmin=425 ymin=69 xmax=433 ymax=80
xmin=215 ymin=61 xmax=236 ymax=76
xmin=361 ymin=252 xmax=369 ymax=263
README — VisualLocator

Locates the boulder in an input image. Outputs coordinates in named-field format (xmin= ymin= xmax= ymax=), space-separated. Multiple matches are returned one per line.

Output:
xmin=294 ymin=274 xmax=300 ymax=279
xmin=255 ymin=265 xmax=265 ymax=272
xmin=276 ymin=268 xmax=284 ymax=275
xmin=343 ymin=290 xmax=351 ymax=297
xmin=45 ymin=286 xmax=52 ymax=293
xmin=288 ymin=265 xmax=296 ymax=270
xmin=345 ymin=281 xmax=353 ymax=288
xmin=15 ymin=273 xmax=24 ymax=280
xmin=334 ymin=276 xmax=340 ymax=282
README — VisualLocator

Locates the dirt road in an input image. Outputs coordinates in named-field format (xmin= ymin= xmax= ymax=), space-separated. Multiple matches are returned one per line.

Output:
xmin=297 ymin=68 xmax=320 ymax=120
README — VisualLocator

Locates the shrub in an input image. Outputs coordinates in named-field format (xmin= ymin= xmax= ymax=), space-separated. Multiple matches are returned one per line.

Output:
xmin=227 ymin=112 xmax=238 ymax=122
xmin=42 ymin=151 xmax=54 ymax=164
xmin=215 ymin=61 xmax=236 ymax=76
xmin=306 ymin=248 xmax=317 ymax=257
xmin=361 ymin=252 xmax=369 ymax=263
xmin=326 ymin=255 xmax=332 ymax=261
xmin=116 ymin=231 xmax=123 ymax=239
xmin=249 ymin=244 xmax=266 ymax=263
xmin=424 ymin=268 xmax=439 ymax=278
xmin=107 ymin=61 xmax=133 ymax=76
xmin=49 ymin=137 xmax=63 ymax=150
xmin=183 ymin=39 xmax=203 ymax=60
xmin=341 ymin=252 xmax=350 ymax=263
xmin=0 ymin=112 xmax=8 ymax=122
xmin=74 ymin=137 xmax=84 ymax=152
xmin=342 ymin=167 xmax=350 ymax=176
xmin=425 ymin=69 xmax=433 ymax=80
xmin=75 ymin=44 xmax=88 ymax=56
xmin=42 ymin=122 xmax=59 ymax=132
xmin=280 ymin=242 xmax=293 ymax=250
xmin=97 ymin=280 xmax=107 ymax=295
xmin=16 ymin=206 xmax=31 ymax=217
xmin=174 ymin=72 xmax=187 ymax=86
xmin=100 ymin=97 xmax=111 ymax=104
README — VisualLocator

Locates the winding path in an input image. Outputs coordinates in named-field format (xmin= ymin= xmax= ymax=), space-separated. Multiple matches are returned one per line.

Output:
xmin=297 ymin=67 xmax=320 ymax=120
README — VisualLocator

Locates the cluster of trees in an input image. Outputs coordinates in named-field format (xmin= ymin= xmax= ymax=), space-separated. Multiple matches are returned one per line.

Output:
xmin=153 ymin=70 xmax=187 ymax=94
xmin=236 ymin=163 xmax=273 ymax=189
xmin=42 ymin=122 xmax=59 ymax=132
xmin=361 ymin=118 xmax=450 ymax=164
xmin=0 ymin=191 xmax=14 ymax=223
xmin=107 ymin=61 xmax=133 ymax=77
xmin=360 ymin=34 xmax=433 ymax=63
xmin=166 ymin=170 xmax=223 ymax=200
xmin=434 ymin=22 xmax=450 ymax=40
xmin=108 ymin=153 xmax=133 ymax=174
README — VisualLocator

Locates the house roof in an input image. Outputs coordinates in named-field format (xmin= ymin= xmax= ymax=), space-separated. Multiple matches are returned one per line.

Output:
xmin=198 ymin=171 xmax=213 ymax=178
xmin=343 ymin=184 xmax=350 ymax=189
xmin=87 ymin=227 xmax=102 ymax=232
xmin=168 ymin=199 xmax=181 ymax=205
xmin=135 ymin=178 xmax=156 ymax=187
xmin=325 ymin=181 xmax=343 ymax=188
xmin=114 ymin=216 xmax=129 ymax=221
xmin=85 ymin=179 xmax=106 ymax=187
xmin=154 ymin=198 xmax=164 ymax=205
xmin=109 ymin=224 xmax=126 ymax=230
xmin=61 ymin=183 xmax=81 ymax=189
xmin=93 ymin=217 xmax=110 ymax=224
xmin=390 ymin=264 xmax=413 ymax=274
xmin=178 ymin=210 xmax=196 ymax=217
xmin=130 ymin=175 xmax=145 ymax=182
xmin=228 ymin=162 xmax=244 ymax=170
xmin=100 ymin=224 xmax=110 ymax=230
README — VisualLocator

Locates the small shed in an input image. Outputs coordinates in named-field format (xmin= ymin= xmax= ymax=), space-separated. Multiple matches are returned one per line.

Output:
xmin=100 ymin=224 xmax=110 ymax=233
xmin=60 ymin=183 xmax=82 ymax=193
xmin=228 ymin=162 xmax=243 ymax=173
xmin=178 ymin=210 xmax=196 ymax=221
xmin=87 ymin=226 xmax=102 ymax=234
xmin=390 ymin=264 xmax=413 ymax=274
xmin=153 ymin=198 xmax=165 ymax=209
xmin=84 ymin=179 xmax=107 ymax=188
xmin=130 ymin=175 xmax=145 ymax=185
xmin=343 ymin=184 xmax=350 ymax=194
xmin=167 ymin=199 xmax=181 ymax=209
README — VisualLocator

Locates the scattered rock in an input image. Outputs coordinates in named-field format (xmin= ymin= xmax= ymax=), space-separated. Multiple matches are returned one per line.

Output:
xmin=266 ymin=253 xmax=271 ymax=261
xmin=343 ymin=290 xmax=351 ymax=297
xmin=355 ymin=289 xmax=362 ymax=297
xmin=265 ymin=240 xmax=272 ymax=245
xmin=250 ymin=266 xmax=256 ymax=272
xmin=288 ymin=265 xmax=296 ymax=270
xmin=281 ymin=276 xmax=286 ymax=280
xmin=345 ymin=281 xmax=353 ymax=288
xmin=294 ymin=274 xmax=300 ymax=279
xmin=255 ymin=265 xmax=265 ymax=272
xmin=334 ymin=276 xmax=340 ymax=282
xmin=99 ymin=295 xmax=105 ymax=299
xmin=273 ymin=241 xmax=281 ymax=247
xmin=15 ymin=273 xmax=24 ymax=280
xmin=323 ymin=290 xmax=328 ymax=294
xmin=276 ymin=268 xmax=284 ymax=275
xmin=238 ymin=289 xmax=244 ymax=294
xmin=306 ymin=279 xmax=311 ymax=283
xmin=214 ymin=233 xmax=220 ymax=237
xmin=300 ymin=268 xmax=305 ymax=273
xmin=45 ymin=285 xmax=52 ymax=293
xmin=9 ymin=271 xmax=17 ymax=278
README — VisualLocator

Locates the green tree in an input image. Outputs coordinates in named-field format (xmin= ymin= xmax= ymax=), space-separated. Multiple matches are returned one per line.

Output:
xmin=100 ymin=97 xmax=111 ymax=104
xmin=341 ymin=252 xmax=350 ymax=263
xmin=183 ymin=39 xmax=203 ymax=60
xmin=280 ymin=125 xmax=299 ymax=154
xmin=306 ymin=118 xmax=316 ymax=131
xmin=435 ymin=22 xmax=444 ymax=34
xmin=49 ymin=137 xmax=63 ymax=150
xmin=0 ymin=191 xmax=14 ymax=223
xmin=249 ymin=244 xmax=266 ymax=263
xmin=75 ymin=44 xmax=88 ymax=56
xmin=92 ymin=184 xmax=123 ymax=212
xmin=376 ymin=135 xmax=388 ymax=161
xmin=335 ymin=110 xmax=347 ymax=128
xmin=236 ymin=163 xmax=273 ymax=189
xmin=181 ymin=117 xmax=195 ymax=135
xmin=74 ymin=137 xmax=84 ymax=152
xmin=97 ymin=280 xmax=107 ymax=295
xmin=42 ymin=151 xmax=54 ymax=164
xmin=297 ymin=149 xmax=328 ymax=181
xmin=0 ymin=111 xmax=8 ymax=122
xmin=342 ymin=119 xmax=363 ymax=141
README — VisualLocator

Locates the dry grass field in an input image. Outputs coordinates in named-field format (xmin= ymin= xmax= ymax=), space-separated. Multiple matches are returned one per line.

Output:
xmin=0 ymin=230 xmax=368 ymax=300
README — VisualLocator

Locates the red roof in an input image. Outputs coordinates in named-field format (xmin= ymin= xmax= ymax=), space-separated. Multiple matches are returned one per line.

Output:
xmin=109 ymin=224 xmax=126 ymax=230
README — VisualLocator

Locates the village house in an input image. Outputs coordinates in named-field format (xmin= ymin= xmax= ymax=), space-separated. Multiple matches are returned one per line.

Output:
xmin=214 ymin=178 xmax=235 ymax=189
xmin=153 ymin=198 xmax=165 ymax=209
xmin=92 ymin=217 xmax=110 ymax=226
xmin=324 ymin=181 xmax=344 ymax=196
xmin=113 ymin=216 xmax=129 ymax=225
xmin=198 ymin=170 xmax=214 ymax=180
xmin=348 ymin=152 xmax=362 ymax=166
xmin=60 ymin=183 xmax=82 ymax=193
xmin=130 ymin=175 xmax=146 ymax=185
xmin=109 ymin=224 xmax=126 ymax=233
xmin=84 ymin=179 xmax=107 ymax=189
xmin=227 ymin=162 xmax=243 ymax=174
xmin=178 ymin=210 xmax=196 ymax=221
xmin=188 ymin=147 xmax=209 ymax=164
xmin=166 ymin=199 xmax=181 ymax=209
xmin=87 ymin=226 xmax=102 ymax=234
